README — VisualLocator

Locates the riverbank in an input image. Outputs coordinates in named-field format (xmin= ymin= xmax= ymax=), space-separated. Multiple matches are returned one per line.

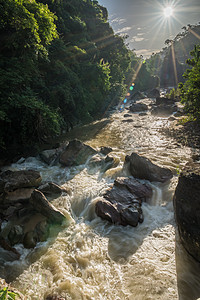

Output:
xmin=161 ymin=117 xmax=200 ymax=159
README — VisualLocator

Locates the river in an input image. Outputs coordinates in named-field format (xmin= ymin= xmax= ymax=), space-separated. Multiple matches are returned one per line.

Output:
xmin=2 ymin=98 xmax=200 ymax=299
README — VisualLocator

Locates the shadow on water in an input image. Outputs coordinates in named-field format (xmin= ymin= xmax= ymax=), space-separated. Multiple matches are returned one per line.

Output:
xmin=61 ymin=119 xmax=111 ymax=144
xmin=175 ymin=231 xmax=200 ymax=300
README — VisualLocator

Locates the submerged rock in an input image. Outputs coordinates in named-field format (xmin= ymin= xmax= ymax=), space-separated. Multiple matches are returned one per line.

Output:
xmin=173 ymin=163 xmax=200 ymax=262
xmin=100 ymin=146 xmax=113 ymax=155
xmin=59 ymin=139 xmax=97 ymax=166
xmin=95 ymin=177 xmax=152 ymax=227
xmin=129 ymin=103 xmax=148 ymax=112
xmin=125 ymin=152 xmax=173 ymax=183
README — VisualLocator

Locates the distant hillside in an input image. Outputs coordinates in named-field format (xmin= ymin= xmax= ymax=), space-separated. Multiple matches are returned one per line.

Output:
xmin=146 ymin=23 xmax=200 ymax=87
xmin=174 ymin=24 xmax=200 ymax=63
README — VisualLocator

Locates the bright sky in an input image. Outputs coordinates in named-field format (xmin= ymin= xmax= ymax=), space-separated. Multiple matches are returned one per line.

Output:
xmin=98 ymin=0 xmax=200 ymax=58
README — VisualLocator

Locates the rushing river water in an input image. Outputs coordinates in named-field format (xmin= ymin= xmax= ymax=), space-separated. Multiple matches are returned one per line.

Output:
xmin=2 ymin=98 xmax=200 ymax=299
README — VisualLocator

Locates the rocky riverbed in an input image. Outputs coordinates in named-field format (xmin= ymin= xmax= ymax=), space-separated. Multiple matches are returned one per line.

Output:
xmin=1 ymin=95 xmax=200 ymax=299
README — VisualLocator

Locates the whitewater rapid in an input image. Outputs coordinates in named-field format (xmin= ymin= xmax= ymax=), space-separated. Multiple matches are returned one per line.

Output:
xmin=2 ymin=98 xmax=200 ymax=299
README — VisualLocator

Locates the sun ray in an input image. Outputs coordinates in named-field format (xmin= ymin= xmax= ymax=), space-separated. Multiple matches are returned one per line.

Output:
xmin=188 ymin=28 xmax=200 ymax=40
xmin=171 ymin=43 xmax=178 ymax=86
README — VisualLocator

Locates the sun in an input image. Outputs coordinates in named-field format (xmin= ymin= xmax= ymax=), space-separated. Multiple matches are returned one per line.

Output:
xmin=164 ymin=6 xmax=173 ymax=18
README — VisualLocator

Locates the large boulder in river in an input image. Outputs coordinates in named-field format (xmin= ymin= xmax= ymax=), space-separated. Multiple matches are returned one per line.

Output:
xmin=124 ymin=153 xmax=173 ymax=183
xmin=129 ymin=103 xmax=148 ymax=112
xmin=173 ymin=163 xmax=200 ymax=262
xmin=30 ymin=190 xmax=65 ymax=224
xmin=59 ymin=139 xmax=97 ymax=166
xmin=147 ymin=88 xmax=160 ymax=98
xmin=0 ymin=170 xmax=42 ymax=193
xmin=155 ymin=97 xmax=175 ymax=105
xmin=151 ymin=104 xmax=177 ymax=116
xmin=38 ymin=182 xmax=70 ymax=197
xmin=95 ymin=177 xmax=152 ymax=227
xmin=131 ymin=91 xmax=146 ymax=100
xmin=39 ymin=148 xmax=62 ymax=165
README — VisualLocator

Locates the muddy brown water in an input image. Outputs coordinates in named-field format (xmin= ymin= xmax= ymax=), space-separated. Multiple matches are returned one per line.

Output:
xmin=1 ymin=99 xmax=200 ymax=299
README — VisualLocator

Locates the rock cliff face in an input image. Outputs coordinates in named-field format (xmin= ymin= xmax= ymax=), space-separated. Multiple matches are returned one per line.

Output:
xmin=173 ymin=163 xmax=200 ymax=262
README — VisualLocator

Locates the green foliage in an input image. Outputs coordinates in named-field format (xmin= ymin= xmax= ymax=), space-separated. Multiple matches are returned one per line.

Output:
xmin=126 ymin=52 xmax=159 ymax=92
xmin=0 ymin=0 xmax=58 ymax=56
xmin=0 ymin=287 xmax=19 ymax=300
xmin=0 ymin=0 xmax=132 ymax=157
xmin=178 ymin=115 xmax=196 ymax=125
xmin=179 ymin=45 xmax=200 ymax=119
xmin=166 ymin=88 xmax=180 ymax=100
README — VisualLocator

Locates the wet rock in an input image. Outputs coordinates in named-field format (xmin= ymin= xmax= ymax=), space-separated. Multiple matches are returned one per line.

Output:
xmin=5 ymin=188 xmax=34 ymax=202
xmin=114 ymin=177 xmax=153 ymax=201
xmin=95 ymin=177 xmax=152 ymax=226
xmin=88 ymin=154 xmax=104 ymax=169
xmin=4 ymin=206 xmax=17 ymax=218
xmin=168 ymin=116 xmax=176 ymax=121
xmin=173 ymin=163 xmax=200 ymax=262
xmin=131 ymin=91 xmax=146 ymax=100
xmin=0 ymin=179 xmax=4 ymax=194
xmin=0 ymin=237 xmax=20 ymax=259
xmin=8 ymin=225 xmax=23 ymax=246
xmin=30 ymin=190 xmax=65 ymax=224
xmin=151 ymin=105 xmax=177 ymax=116
xmin=0 ymin=170 xmax=42 ymax=193
xmin=120 ymin=206 xmax=141 ymax=226
xmin=156 ymin=97 xmax=175 ymax=105
xmin=96 ymin=199 xmax=122 ymax=224
xmin=35 ymin=220 xmax=49 ymax=242
xmin=124 ymin=114 xmax=132 ymax=118
xmin=38 ymin=182 xmax=68 ymax=197
xmin=102 ymin=155 xmax=118 ymax=172
xmin=88 ymin=154 xmax=116 ymax=173
xmin=23 ymin=230 xmax=38 ymax=249
xmin=59 ymin=139 xmax=97 ymax=166
xmin=174 ymin=110 xmax=185 ymax=117
xmin=129 ymin=103 xmax=148 ymax=112
xmin=147 ymin=88 xmax=160 ymax=98
xmin=39 ymin=148 xmax=63 ymax=165
xmin=100 ymin=146 xmax=112 ymax=155
xmin=125 ymin=153 xmax=173 ymax=182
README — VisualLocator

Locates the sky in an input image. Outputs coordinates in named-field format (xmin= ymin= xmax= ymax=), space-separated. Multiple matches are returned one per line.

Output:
xmin=98 ymin=0 xmax=200 ymax=57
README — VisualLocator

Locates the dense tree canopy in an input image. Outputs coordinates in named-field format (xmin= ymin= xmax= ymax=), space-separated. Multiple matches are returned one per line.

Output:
xmin=179 ymin=45 xmax=200 ymax=119
xmin=0 ymin=0 xmax=132 ymax=156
